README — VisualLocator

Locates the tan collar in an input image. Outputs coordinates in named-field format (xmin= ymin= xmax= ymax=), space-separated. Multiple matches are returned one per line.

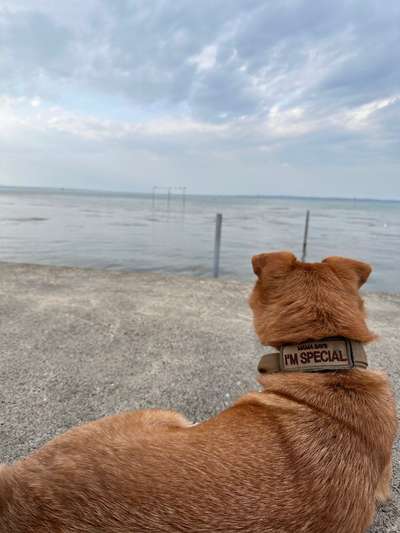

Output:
xmin=258 ymin=337 xmax=368 ymax=374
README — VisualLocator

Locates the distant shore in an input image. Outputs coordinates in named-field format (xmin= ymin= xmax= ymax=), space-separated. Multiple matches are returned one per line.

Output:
xmin=0 ymin=262 xmax=399 ymax=532
xmin=1 ymin=184 xmax=400 ymax=203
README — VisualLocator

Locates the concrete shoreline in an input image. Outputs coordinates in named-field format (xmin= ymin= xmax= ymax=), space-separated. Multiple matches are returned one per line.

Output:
xmin=0 ymin=262 xmax=398 ymax=532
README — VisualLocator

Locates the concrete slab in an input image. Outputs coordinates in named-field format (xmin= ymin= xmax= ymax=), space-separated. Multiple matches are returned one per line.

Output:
xmin=0 ymin=263 xmax=398 ymax=532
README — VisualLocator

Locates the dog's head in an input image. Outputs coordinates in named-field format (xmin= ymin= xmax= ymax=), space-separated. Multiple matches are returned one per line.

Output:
xmin=249 ymin=251 xmax=375 ymax=347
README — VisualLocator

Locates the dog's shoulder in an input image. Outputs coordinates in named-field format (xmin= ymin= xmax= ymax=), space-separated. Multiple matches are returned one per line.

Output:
xmin=234 ymin=390 xmax=305 ymax=411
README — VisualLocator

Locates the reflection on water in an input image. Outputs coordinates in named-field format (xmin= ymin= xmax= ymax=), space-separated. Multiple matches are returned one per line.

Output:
xmin=0 ymin=187 xmax=399 ymax=292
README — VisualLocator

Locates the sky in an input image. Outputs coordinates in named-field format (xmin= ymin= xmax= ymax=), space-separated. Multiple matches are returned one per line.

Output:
xmin=0 ymin=0 xmax=399 ymax=198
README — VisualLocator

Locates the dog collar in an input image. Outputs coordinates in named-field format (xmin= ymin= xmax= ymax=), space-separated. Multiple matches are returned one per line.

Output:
xmin=258 ymin=337 xmax=368 ymax=374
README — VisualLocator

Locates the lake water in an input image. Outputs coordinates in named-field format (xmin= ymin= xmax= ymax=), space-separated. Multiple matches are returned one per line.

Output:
xmin=0 ymin=187 xmax=399 ymax=292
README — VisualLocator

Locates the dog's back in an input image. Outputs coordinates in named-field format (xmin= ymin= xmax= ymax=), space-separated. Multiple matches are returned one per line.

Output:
xmin=0 ymin=369 xmax=396 ymax=533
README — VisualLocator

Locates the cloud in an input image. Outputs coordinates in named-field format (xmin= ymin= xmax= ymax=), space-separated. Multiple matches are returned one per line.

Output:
xmin=0 ymin=0 xmax=399 ymax=196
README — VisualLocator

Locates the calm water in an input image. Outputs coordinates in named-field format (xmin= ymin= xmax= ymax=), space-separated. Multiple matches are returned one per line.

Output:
xmin=0 ymin=187 xmax=399 ymax=292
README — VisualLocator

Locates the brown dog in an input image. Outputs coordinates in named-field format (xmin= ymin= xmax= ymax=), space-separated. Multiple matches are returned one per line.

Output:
xmin=0 ymin=252 xmax=397 ymax=532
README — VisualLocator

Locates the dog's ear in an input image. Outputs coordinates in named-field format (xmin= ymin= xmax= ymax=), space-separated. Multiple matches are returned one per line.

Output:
xmin=322 ymin=256 xmax=372 ymax=288
xmin=251 ymin=251 xmax=296 ymax=279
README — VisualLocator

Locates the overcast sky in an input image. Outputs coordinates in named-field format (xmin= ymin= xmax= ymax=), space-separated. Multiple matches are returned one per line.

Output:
xmin=0 ymin=0 xmax=399 ymax=197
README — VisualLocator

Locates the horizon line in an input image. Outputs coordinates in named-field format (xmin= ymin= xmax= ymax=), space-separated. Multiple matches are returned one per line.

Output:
xmin=0 ymin=183 xmax=399 ymax=203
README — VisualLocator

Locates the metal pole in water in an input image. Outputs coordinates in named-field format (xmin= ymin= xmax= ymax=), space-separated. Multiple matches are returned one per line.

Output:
xmin=301 ymin=210 xmax=310 ymax=262
xmin=213 ymin=213 xmax=223 ymax=278
xmin=167 ymin=187 xmax=171 ymax=209
xmin=182 ymin=187 xmax=186 ymax=210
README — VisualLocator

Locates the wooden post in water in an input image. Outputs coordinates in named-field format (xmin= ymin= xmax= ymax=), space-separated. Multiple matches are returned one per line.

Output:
xmin=301 ymin=210 xmax=310 ymax=262
xmin=213 ymin=213 xmax=223 ymax=278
